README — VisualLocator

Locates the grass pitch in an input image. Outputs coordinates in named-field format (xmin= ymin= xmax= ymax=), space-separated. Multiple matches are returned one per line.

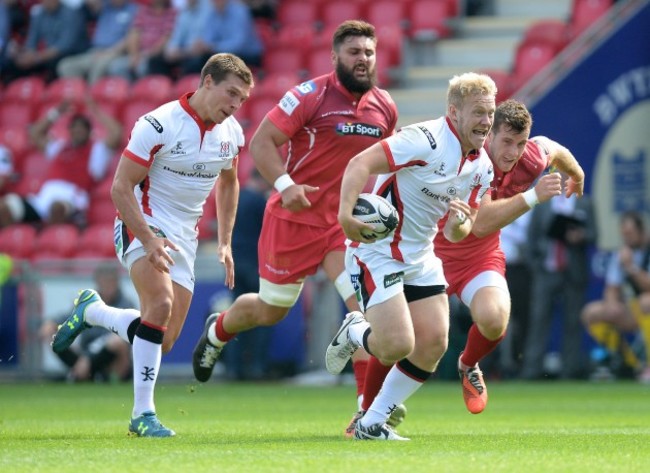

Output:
xmin=0 ymin=380 xmax=648 ymax=472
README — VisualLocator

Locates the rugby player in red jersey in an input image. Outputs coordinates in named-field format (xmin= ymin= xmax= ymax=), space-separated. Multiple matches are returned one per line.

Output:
xmin=191 ymin=20 xmax=398 ymax=413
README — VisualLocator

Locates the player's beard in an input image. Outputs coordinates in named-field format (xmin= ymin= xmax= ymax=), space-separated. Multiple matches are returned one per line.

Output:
xmin=336 ymin=61 xmax=377 ymax=94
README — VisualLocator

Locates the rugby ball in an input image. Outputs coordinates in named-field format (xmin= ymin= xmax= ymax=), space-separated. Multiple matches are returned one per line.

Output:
xmin=352 ymin=193 xmax=399 ymax=241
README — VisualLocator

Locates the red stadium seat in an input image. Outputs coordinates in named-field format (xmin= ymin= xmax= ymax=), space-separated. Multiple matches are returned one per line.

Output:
xmin=75 ymin=223 xmax=116 ymax=258
xmin=90 ymin=76 xmax=131 ymax=111
xmin=0 ymin=224 xmax=37 ymax=260
xmin=121 ymin=100 xmax=159 ymax=131
xmin=45 ymin=77 xmax=88 ymax=106
xmin=407 ymin=0 xmax=452 ymax=40
xmin=305 ymin=46 xmax=333 ymax=78
xmin=365 ymin=0 xmax=409 ymax=29
xmin=273 ymin=24 xmax=317 ymax=54
xmin=511 ymin=42 xmax=557 ymax=90
xmin=320 ymin=1 xmax=364 ymax=29
xmin=131 ymin=75 xmax=174 ymax=105
xmin=11 ymin=151 xmax=49 ymax=197
xmin=3 ymin=76 xmax=46 ymax=105
xmin=173 ymin=74 xmax=202 ymax=97
xmin=570 ymin=0 xmax=613 ymax=38
xmin=522 ymin=19 xmax=571 ymax=53
xmin=86 ymin=198 xmax=117 ymax=226
xmin=0 ymin=125 xmax=30 ymax=162
xmin=0 ymin=102 xmax=34 ymax=128
xmin=276 ymin=1 xmax=320 ymax=28
xmin=480 ymin=68 xmax=514 ymax=104
xmin=262 ymin=47 xmax=305 ymax=76
xmin=255 ymin=72 xmax=302 ymax=101
xmin=246 ymin=96 xmax=279 ymax=130
xmin=32 ymin=224 xmax=81 ymax=259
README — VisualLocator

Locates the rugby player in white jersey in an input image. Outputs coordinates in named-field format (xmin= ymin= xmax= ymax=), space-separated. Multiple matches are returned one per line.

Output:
xmin=52 ymin=53 xmax=254 ymax=437
xmin=326 ymin=72 xmax=497 ymax=440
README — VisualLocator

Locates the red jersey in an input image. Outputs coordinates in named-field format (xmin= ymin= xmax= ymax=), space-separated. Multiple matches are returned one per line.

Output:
xmin=434 ymin=139 xmax=549 ymax=289
xmin=265 ymin=72 xmax=398 ymax=227
xmin=44 ymin=141 xmax=94 ymax=192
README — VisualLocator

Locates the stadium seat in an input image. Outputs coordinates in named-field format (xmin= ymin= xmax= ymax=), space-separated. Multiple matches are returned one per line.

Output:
xmin=75 ymin=223 xmax=116 ymax=258
xmin=480 ymin=69 xmax=514 ymax=104
xmin=0 ymin=102 xmax=34 ymax=128
xmin=0 ymin=125 xmax=30 ymax=163
xmin=511 ymin=42 xmax=557 ymax=90
xmin=407 ymin=0 xmax=452 ymax=40
xmin=3 ymin=76 xmax=46 ymax=105
xmin=130 ymin=75 xmax=174 ymax=105
xmin=173 ymin=74 xmax=202 ymax=97
xmin=0 ymin=224 xmax=37 ymax=260
xmin=375 ymin=24 xmax=405 ymax=66
xmin=86 ymin=198 xmax=117 ymax=226
xmin=45 ymin=77 xmax=88 ymax=106
xmin=262 ymin=47 xmax=305 ymax=77
xmin=246 ymin=96 xmax=279 ymax=130
xmin=570 ymin=0 xmax=613 ymax=38
xmin=11 ymin=151 xmax=49 ymax=197
xmin=273 ymin=24 xmax=317 ymax=55
xmin=121 ymin=100 xmax=159 ymax=130
xmin=32 ymin=224 xmax=81 ymax=259
xmin=522 ymin=19 xmax=571 ymax=53
xmin=255 ymin=72 xmax=302 ymax=101
xmin=90 ymin=76 xmax=131 ymax=113
xmin=305 ymin=46 xmax=334 ymax=79
xmin=365 ymin=0 xmax=409 ymax=30
xmin=276 ymin=1 xmax=320 ymax=28
xmin=320 ymin=1 xmax=364 ymax=30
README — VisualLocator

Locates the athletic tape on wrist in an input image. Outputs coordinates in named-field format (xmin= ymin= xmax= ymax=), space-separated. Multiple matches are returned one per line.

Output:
xmin=522 ymin=188 xmax=539 ymax=208
xmin=273 ymin=174 xmax=295 ymax=193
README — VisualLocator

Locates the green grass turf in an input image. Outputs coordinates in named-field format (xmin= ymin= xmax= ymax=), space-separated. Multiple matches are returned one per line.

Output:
xmin=0 ymin=380 xmax=649 ymax=472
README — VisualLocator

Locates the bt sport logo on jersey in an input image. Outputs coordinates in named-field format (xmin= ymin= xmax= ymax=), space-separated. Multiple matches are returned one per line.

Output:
xmin=336 ymin=122 xmax=382 ymax=138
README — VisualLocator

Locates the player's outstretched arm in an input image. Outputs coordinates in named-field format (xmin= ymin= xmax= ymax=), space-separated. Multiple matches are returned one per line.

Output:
xmin=443 ymin=199 xmax=475 ymax=243
xmin=532 ymin=135 xmax=585 ymax=197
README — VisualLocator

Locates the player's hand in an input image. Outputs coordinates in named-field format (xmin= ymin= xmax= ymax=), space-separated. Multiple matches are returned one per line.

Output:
xmin=217 ymin=243 xmax=235 ymax=290
xmin=339 ymin=214 xmax=377 ymax=243
xmin=534 ymin=172 xmax=563 ymax=203
xmin=280 ymin=184 xmax=319 ymax=212
xmin=565 ymin=174 xmax=584 ymax=198
xmin=144 ymin=237 xmax=177 ymax=274
xmin=448 ymin=198 xmax=470 ymax=227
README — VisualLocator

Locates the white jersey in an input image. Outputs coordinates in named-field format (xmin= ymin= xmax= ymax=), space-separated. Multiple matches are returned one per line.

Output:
xmin=360 ymin=116 xmax=493 ymax=265
xmin=123 ymin=93 xmax=244 ymax=239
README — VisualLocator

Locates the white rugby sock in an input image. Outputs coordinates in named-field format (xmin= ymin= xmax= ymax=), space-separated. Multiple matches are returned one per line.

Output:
xmin=85 ymin=303 xmax=140 ymax=343
xmin=132 ymin=335 xmax=161 ymax=417
xmin=360 ymin=365 xmax=424 ymax=427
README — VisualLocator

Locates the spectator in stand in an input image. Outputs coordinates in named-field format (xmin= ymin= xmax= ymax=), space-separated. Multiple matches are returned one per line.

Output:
xmin=105 ymin=0 xmax=175 ymax=81
xmin=520 ymin=186 xmax=596 ymax=380
xmin=0 ymin=144 xmax=13 ymax=196
xmin=581 ymin=211 xmax=650 ymax=383
xmin=0 ymin=97 xmax=122 ymax=228
xmin=1 ymin=0 xmax=89 ymax=83
xmin=147 ymin=0 xmax=206 ymax=79
xmin=39 ymin=263 xmax=135 ymax=382
xmin=178 ymin=0 xmax=263 ymax=74
xmin=56 ymin=0 xmax=139 ymax=84
xmin=244 ymin=0 xmax=276 ymax=21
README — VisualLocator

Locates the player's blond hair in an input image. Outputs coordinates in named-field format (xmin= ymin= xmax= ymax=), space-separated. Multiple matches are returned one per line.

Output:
xmin=200 ymin=53 xmax=254 ymax=88
xmin=447 ymin=72 xmax=497 ymax=108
